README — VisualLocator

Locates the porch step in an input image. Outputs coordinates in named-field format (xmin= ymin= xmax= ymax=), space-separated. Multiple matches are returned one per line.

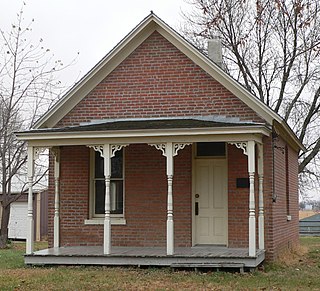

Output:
xmin=170 ymin=262 xmax=245 ymax=273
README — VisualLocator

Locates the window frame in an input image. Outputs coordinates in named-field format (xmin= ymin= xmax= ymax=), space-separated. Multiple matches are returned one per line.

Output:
xmin=195 ymin=142 xmax=227 ymax=159
xmin=89 ymin=148 xmax=125 ymax=219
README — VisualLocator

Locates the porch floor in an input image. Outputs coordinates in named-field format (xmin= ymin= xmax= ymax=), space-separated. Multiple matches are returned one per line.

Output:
xmin=25 ymin=246 xmax=265 ymax=269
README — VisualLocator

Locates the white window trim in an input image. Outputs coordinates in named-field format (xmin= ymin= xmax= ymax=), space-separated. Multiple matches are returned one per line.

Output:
xmin=89 ymin=149 xmax=125 ymax=220
xmin=84 ymin=218 xmax=127 ymax=225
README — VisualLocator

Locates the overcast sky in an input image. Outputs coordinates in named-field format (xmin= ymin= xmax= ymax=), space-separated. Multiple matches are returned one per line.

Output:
xmin=1 ymin=0 xmax=191 ymax=85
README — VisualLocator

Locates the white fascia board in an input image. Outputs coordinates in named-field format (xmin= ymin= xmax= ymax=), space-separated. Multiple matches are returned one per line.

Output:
xmin=276 ymin=120 xmax=306 ymax=152
xmin=26 ymin=133 xmax=265 ymax=147
xmin=16 ymin=126 xmax=270 ymax=143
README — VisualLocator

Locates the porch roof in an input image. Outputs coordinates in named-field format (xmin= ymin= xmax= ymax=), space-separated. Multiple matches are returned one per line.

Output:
xmin=16 ymin=117 xmax=271 ymax=145
xmin=20 ymin=118 xmax=265 ymax=133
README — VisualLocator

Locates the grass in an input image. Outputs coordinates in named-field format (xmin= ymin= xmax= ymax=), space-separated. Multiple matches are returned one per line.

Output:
xmin=0 ymin=238 xmax=319 ymax=290
xmin=0 ymin=241 xmax=48 ymax=269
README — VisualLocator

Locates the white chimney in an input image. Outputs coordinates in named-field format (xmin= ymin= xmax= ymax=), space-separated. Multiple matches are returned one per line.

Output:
xmin=208 ymin=37 xmax=223 ymax=68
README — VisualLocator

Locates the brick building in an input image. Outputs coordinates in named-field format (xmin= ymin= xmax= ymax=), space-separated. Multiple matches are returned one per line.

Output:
xmin=17 ymin=13 xmax=304 ymax=269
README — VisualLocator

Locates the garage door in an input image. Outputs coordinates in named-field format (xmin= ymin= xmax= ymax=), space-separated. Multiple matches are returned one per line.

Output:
xmin=8 ymin=202 xmax=28 ymax=239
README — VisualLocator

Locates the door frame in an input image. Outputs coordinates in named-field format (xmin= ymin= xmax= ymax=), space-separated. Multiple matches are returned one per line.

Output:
xmin=191 ymin=146 xmax=228 ymax=246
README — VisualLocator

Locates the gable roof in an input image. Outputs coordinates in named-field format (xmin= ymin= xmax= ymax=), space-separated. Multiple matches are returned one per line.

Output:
xmin=33 ymin=13 xmax=304 ymax=151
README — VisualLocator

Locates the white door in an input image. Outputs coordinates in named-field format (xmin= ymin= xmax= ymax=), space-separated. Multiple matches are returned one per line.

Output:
xmin=195 ymin=159 xmax=228 ymax=245
xmin=8 ymin=202 xmax=28 ymax=239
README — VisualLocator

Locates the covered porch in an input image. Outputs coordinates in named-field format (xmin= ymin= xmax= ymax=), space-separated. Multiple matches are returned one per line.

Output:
xmin=17 ymin=117 xmax=269 ymax=269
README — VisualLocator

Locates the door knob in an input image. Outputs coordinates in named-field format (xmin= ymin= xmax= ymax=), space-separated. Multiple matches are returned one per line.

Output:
xmin=195 ymin=194 xmax=199 ymax=198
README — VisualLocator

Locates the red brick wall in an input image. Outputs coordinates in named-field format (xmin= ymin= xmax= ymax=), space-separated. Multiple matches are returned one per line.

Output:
xmin=48 ymin=144 xmax=192 ymax=248
xmin=226 ymin=136 xmax=299 ymax=261
xmin=48 ymin=142 xmax=265 ymax=249
xmin=228 ymin=144 xmax=249 ymax=247
xmin=262 ymin=136 xmax=275 ymax=261
xmin=59 ymin=146 xmax=103 ymax=246
xmin=56 ymin=31 xmax=262 ymax=128
xmin=269 ymin=137 xmax=299 ymax=260
xmin=113 ymin=143 xmax=192 ymax=247
xmin=227 ymin=138 xmax=274 ymax=253
xmin=49 ymin=143 xmax=251 ymax=249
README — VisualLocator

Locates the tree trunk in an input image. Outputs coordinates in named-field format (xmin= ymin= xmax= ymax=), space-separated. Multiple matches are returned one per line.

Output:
xmin=0 ymin=204 xmax=11 ymax=248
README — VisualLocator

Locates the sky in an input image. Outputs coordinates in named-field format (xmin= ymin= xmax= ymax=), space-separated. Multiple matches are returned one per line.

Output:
xmin=0 ymin=0 xmax=191 ymax=86
xmin=0 ymin=0 xmax=193 ymax=192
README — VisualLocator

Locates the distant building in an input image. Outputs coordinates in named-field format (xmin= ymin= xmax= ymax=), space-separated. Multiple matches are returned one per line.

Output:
xmin=300 ymin=214 xmax=320 ymax=236
xmin=305 ymin=204 xmax=313 ymax=211
xmin=0 ymin=190 xmax=48 ymax=241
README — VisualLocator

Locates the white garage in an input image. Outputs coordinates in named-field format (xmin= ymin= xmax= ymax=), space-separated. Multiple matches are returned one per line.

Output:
xmin=8 ymin=201 xmax=28 ymax=239
xmin=1 ymin=190 xmax=48 ymax=241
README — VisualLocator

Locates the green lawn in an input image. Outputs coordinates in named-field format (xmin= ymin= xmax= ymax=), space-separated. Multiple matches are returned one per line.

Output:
xmin=0 ymin=238 xmax=319 ymax=290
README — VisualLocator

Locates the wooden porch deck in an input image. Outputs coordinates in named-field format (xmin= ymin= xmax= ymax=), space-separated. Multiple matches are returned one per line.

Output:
xmin=25 ymin=246 xmax=265 ymax=270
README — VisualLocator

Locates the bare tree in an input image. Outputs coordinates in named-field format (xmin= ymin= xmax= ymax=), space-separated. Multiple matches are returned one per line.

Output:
xmin=182 ymin=0 xmax=320 ymax=194
xmin=0 ymin=5 xmax=70 ymax=248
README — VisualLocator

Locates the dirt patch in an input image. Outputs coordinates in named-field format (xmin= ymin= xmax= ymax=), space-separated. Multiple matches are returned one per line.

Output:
xmin=277 ymin=243 xmax=308 ymax=266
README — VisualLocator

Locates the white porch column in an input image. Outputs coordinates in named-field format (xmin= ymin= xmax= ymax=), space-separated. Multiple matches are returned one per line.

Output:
xmin=26 ymin=146 xmax=34 ymax=255
xmin=103 ymin=144 xmax=112 ymax=255
xmin=166 ymin=142 xmax=174 ymax=255
xmin=52 ymin=147 xmax=60 ymax=248
xmin=88 ymin=144 xmax=128 ymax=255
xmin=247 ymin=141 xmax=256 ymax=257
xmin=149 ymin=143 xmax=190 ymax=255
xmin=257 ymin=143 xmax=265 ymax=250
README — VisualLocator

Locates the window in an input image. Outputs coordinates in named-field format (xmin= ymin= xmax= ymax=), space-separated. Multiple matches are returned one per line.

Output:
xmin=196 ymin=142 xmax=226 ymax=157
xmin=92 ymin=149 xmax=124 ymax=217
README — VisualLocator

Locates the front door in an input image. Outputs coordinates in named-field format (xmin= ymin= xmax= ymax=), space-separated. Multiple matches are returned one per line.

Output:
xmin=195 ymin=159 xmax=228 ymax=245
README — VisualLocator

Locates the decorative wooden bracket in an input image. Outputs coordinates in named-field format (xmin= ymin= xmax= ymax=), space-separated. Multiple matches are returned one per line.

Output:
xmin=149 ymin=143 xmax=166 ymax=156
xmin=51 ymin=147 xmax=60 ymax=162
xmin=173 ymin=143 xmax=191 ymax=156
xmin=149 ymin=143 xmax=191 ymax=157
xmin=34 ymin=147 xmax=46 ymax=160
xmin=87 ymin=144 xmax=128 ymax=158
xmin=228 ymin=142 xmax=248 ymax=156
